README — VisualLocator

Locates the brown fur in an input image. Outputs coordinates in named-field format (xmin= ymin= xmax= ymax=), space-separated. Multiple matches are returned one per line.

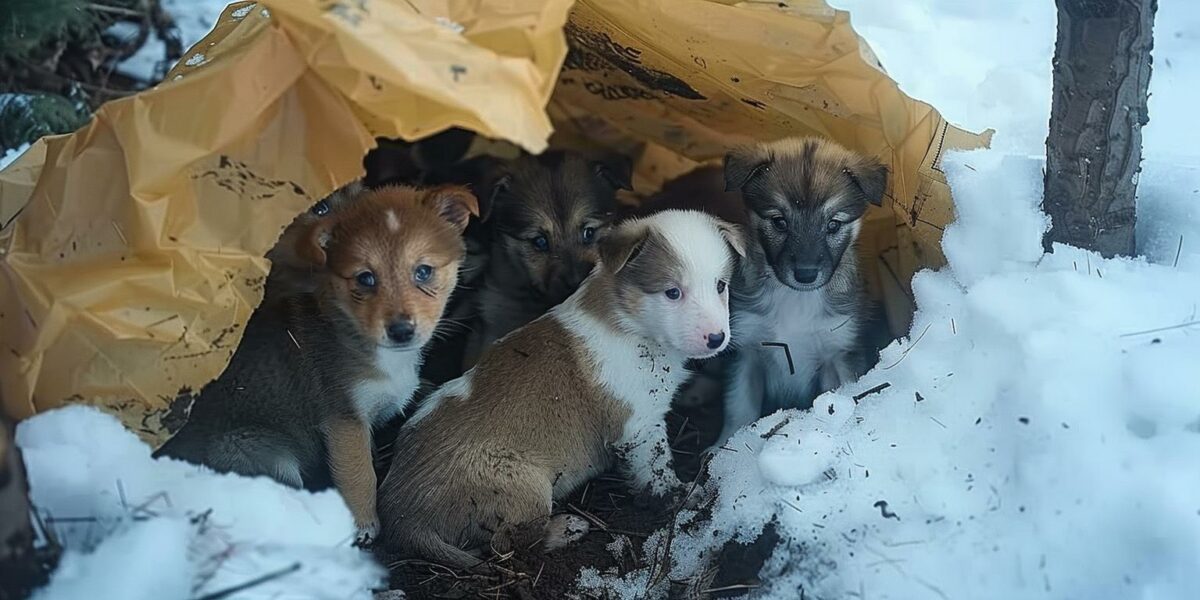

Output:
xmin=155 ymin=185 xmax=477 ymax=541
xmin=263 ymin=181 xmax=364 ymax=302
xmin=298 ymin=185 xmax=474 ymax=345
xmin=378 ymin=314 xmax=630 ymax=568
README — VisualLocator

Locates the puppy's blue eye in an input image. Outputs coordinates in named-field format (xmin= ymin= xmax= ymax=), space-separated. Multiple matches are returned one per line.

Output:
xmin=581 ymin=226 xmax=597 ymax=244
xmin=531 ymin=236 xmax=550 ymax=252
xmin=717 ymin=280 xmax=727 ymax=294
xmin=827 ymin=220 xmax=842 ymax=233
xmin=664 ymin=288 xmax=682 ymax=300
xmin=356 ymin=271 xmax=377 ymax=288
xmin=311 ymin=200 xmax=331 ymax=216
xmin=771 ymin=216 xmax=788 ymax=232
xmin=414 ymin=264 xmax=434 ymax=283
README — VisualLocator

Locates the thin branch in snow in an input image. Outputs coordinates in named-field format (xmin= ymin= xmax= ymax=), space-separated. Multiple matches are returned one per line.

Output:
xmin=192 ymin=562 xmax=302 ymax=600
xmin=882 ymin=323 xmax=933 ymax=370
xmin=1118 ymin=319 xmax=1200 ymax=337
xmin=852 ymin=382 xmax=892 ymax=403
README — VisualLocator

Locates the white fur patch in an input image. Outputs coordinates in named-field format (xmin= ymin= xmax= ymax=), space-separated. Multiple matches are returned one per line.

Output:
xmin=621 ymin=210 xmax=734 ymax=358
xmin=642 ymin=210 xmax=733 ymax=297
xmin=385 ymin=209 xmax=400 ymax=232
xmin=404 ymin=370 xmax=474 ymax=427
xmin=554 ymin=298 xmax=688 ymax=495
xmin=351 ymin=348 xmax=422 ymax=424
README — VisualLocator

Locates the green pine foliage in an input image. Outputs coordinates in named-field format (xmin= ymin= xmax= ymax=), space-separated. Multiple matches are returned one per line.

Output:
xmin=0 ymin=93 xmax=90 ymax=151
xmin=0 ymin=0 xmax=96 ymax=61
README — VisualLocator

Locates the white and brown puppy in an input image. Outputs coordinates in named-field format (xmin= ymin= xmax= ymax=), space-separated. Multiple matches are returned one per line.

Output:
xmin=716 ymin=137 xmax=885 ymax=446
xmin=155 ymin=185 xmax=478 ymax=544
xmin=377 ymin=210 xmax=744 ymax=569
xmin=460 ymin=151 xmax=629 ymax=369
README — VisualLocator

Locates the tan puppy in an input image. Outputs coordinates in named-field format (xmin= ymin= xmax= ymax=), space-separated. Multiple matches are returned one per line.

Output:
xmin=263 ymin=180 xmax=364 ymax=302
xmin=155 ymin=185 xmax=478 ymax=543
xmin=377 ymin=210 xmax=744 ymax=568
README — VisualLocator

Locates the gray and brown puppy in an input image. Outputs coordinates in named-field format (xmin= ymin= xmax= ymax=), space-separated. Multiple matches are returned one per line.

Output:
xmin=154 ymin=184 xmax=479 ymax=543
xmin=460 ymin=151 xmax=630 ymax=368
xmin=378 ymin=210 xmax=744 ymax=569
xmin=716 ymin=137 xmax=885 ymax=445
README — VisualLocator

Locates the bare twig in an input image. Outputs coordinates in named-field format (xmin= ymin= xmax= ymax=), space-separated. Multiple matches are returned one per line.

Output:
xmin=881 ymin=323 xmax=933 ymax=370
xmin=1119 ymin=319 xmax=1200 ymax=338
xmin=192 ymin=562 xmax=302 ymax=600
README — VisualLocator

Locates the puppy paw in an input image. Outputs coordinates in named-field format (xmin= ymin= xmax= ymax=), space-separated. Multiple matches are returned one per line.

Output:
xmin=353 ymin=521 xmax=380 ymax=547
xmin=645 ymin=471 xmax=688 ymax=499
xmin=543 ymin=514 xmax=590 ymax=551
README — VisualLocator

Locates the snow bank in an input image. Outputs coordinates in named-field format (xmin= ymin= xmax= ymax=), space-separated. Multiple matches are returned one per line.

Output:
xmin=18 ymin=406 xmax=383 ymax=600
xmin=578 ymin=0 xmax=1200 ymax=598
xmin=673 ymin=150 xmax=1200 ymax=599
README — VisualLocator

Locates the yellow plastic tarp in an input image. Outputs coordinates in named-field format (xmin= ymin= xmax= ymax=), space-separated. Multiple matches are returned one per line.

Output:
xmin=0 ymin=0 xmax=987 ymax=442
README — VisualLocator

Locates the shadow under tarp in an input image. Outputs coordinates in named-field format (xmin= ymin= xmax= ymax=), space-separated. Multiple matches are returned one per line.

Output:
xmin=0 ymin=0 xmax=988 ymax=443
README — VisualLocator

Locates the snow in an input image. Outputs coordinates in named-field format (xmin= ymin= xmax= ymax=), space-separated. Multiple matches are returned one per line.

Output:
xmin=18 ymin=406 xmax=384 ymax=600
xmin=577 ymin=0 xmax=1200 ymax=598
xmin=1 ymin=143 xmax=31 ymax=171
xmin=115 ymin=0 xmax=231 ymax=83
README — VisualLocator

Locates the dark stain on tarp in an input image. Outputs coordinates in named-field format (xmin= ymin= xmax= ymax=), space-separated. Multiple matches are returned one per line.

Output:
xmin=563 ymin=23 xmax=706 ymax=100
xmin=195 ymin=155 xmax=308 ymax=202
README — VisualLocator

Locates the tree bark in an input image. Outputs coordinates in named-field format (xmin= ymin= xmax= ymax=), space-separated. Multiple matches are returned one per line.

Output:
xmin=1043 ymin=0 xmax=1156 ymax=256
xmin=0 ymin=410 xmax=46 ymax=600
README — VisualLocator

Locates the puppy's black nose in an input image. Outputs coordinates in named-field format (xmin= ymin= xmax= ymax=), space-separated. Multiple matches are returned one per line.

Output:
xmin=706 ymin=331 xmax=726 ymax=349
xmin=793 ymin=267 xmax=819 ymax=284
xmin=386 ymin=317 xmax=416 ymax=345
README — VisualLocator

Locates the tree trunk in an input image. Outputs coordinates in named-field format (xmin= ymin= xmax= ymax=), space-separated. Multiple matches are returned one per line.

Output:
xmin=0 ymin=410 xmax=47 ymax=600
xmin=1043 ymin=0 xmax=1156 ymax=256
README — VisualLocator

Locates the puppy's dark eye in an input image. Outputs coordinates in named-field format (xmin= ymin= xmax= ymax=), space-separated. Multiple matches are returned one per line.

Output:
xmin=664 ymin=288 xmax=682 ymax=300
xmin=581 ymin=226 xmax=597 ymax=244
xmin=531 ymin=235 xmax=550 ymax=252
xmin=414 ymin=264 xmax=434 ymax=283
xmin=771 ymin=216 xmax=788 ymax=232
xmin=827 ymin=220 xmax=842 ymax=234
xmin=356 ymin=271 xmax=377 ymax=288
xmin=717 ymin=280 xmax=727 ymax=294
xmin=311 ymin=200 xmax=331 ymax=216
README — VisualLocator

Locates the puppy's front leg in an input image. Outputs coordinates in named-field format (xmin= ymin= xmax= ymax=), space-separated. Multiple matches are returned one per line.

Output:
xmin=715 ymin=354 xmax=764 ymax=449
xmin=617 ymin=420 xmax=683 ymax=498
xmin=822 ymin=351 xmax=865 ymax=393
xmin=323 ymin=417 xmax=379 ymax=545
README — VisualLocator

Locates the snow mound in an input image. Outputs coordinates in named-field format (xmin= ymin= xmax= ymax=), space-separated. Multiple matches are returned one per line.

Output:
xmin=18 ymin=406 xmax=384 ymax=600
xmin=694 ymin=148 xmax=1200 ymax=599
